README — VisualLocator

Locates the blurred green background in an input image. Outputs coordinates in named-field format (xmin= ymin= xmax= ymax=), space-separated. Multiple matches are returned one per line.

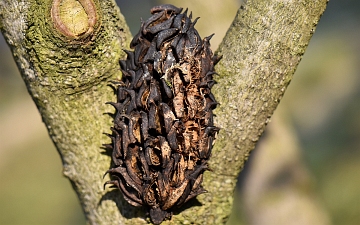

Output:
xmin=0 ymin=1 xmax=359 ymax=224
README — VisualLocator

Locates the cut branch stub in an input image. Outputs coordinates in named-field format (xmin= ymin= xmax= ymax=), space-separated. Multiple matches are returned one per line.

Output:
xmin=51 ymin=0 xmax=100 ymax=42
xmin=104 ymin=4 xmax=220 ymax=224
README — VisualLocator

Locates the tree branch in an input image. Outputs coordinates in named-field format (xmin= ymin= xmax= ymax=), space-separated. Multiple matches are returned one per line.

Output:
xmin=0 ymin=0 xmax=328 ymax=224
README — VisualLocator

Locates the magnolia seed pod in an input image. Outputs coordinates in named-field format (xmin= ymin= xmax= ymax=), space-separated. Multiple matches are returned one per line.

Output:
xmin=104 ymin=4 xmax=220 ymax=224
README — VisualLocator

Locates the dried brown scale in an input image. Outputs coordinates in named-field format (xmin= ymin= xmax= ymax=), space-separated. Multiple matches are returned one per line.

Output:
xmin=104 ymin=4 xmax=220 ymax=224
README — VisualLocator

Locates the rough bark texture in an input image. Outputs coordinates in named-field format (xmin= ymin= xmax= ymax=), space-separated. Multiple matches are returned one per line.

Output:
xmin=0 ymin=0 xmax=328 ymax=224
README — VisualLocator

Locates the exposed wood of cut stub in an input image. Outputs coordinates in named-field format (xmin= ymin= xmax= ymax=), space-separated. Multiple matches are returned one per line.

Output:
xmin=104 ymin=4 xmax=220 ymax=224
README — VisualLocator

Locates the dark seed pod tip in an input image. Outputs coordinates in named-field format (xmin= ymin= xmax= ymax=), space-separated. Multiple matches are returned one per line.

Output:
xmin=205 ymin=33 xmax=215 ymax=41
xmin=191 ymin=17 xmax=200 ymax=27
xmin=150 ymin=4 xmax=183 ymax=15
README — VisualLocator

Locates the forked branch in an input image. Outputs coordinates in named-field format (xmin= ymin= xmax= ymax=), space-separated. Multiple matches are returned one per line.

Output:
xmin=0 ymin=0 xmax=328 ymax=224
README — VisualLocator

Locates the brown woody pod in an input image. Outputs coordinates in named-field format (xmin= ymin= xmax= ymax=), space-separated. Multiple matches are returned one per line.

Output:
xmin=104 ymin=4 xmax=220 ymax=224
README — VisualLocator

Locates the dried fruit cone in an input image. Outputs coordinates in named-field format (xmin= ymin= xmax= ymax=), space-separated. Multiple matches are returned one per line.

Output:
xmin=104 ymin=4 xmax=220 ymax=224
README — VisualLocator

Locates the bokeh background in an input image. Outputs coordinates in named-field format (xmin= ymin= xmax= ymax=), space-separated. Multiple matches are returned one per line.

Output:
xmin=1 ymin=1 xmax=359 ymax=224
